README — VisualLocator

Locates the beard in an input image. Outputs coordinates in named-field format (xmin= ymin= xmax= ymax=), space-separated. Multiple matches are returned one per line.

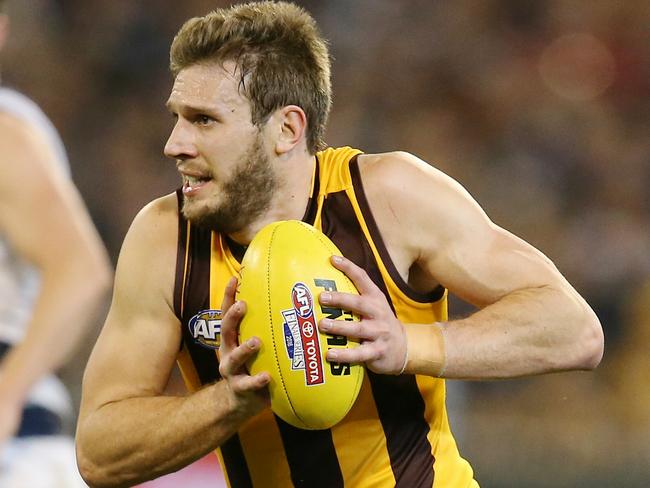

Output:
xmin=182 ymin=134 xmax=278 ymax=234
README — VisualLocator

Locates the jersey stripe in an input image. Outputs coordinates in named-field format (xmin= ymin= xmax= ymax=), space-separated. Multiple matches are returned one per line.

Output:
xmin=221 ymin=436 xmax=254 ymax=488
xmin=348 ymin=160 xmax=445 ymax=303
xmin=275 ymin=417 xmax=344 ymax=487
xmin=173 ymin=190 xmax=189 ymax=317
xmin=320 ymin=188 xmax=435 ymax=487
xmin=174 ymin=213 xmax=255 ymax=487
xmin=180 ymin=224 xmax=220 ymax=385
xmin=268 ymin=158 xmax=344 ymax=488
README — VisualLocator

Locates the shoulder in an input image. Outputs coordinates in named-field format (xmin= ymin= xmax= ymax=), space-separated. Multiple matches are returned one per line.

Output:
xmin=0 ymin=113 xmax=68 ymax=220
xmin=123 ymin=193 xmax=179 ymax=251
xmin=0 ymin=111 xmax=39 ymax=148
xmin=114 ymin=192 xmax=180 ymax=309
xmin=357 ymin=151 xmax=483 ymax=219
xmin=118 ymin=192 xmax=180 ymax=271
xmin=358 ymin=151 xmax=464 ymax=198
xmin=357 ymin=151 xmax=493 ymax=257
xmin=0 ymin=112 xmax=60 ymax=185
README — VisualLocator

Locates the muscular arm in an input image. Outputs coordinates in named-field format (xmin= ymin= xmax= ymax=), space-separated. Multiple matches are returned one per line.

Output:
xmin=404 ymin=152 xmax=603 ymax=378
xmin=0 ymin=114 xmax=111 ymax=440
xmin=322 ymin=152 xmax=603 ymax=379
xmin=76 ymin=195 xmax=269 ymax=488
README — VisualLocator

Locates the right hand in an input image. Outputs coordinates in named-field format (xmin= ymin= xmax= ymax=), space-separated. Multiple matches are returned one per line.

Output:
xmin=218 ymin=277 xmax=271 ymax=417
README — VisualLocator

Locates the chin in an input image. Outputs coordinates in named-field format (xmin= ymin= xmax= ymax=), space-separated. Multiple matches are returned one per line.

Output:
xmin=181 ymin=198 xmax=213 ymax=224
xmin=181 ymin=199 xmax=240 ymax=233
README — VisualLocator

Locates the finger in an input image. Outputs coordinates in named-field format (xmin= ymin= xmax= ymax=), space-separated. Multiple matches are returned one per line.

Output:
xmin=319 ymin=317 xmax=374 ymax=340
xmin=319 ymin=290 xmax=375 ymax=318
xmin=220 ymin=276 xmax=238 ymax=313
xmin=219 ymin=300 xmax=246 ymax=351
xmin=330 ymin=255 xmax=378 ymax=295
xmin=231 ymin=372 xmax=272 ymax=393
xmin=326 ymin=343 xmax=377 ymax=364
xmin=220 ymin=335 xmax=260 ymax=376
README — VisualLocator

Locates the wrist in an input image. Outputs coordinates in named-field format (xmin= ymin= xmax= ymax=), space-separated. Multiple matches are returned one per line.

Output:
xmin=216 ymin=380 xmax=261 ymax=426
xmin=401 ymin=323 xmax=446 ymax=377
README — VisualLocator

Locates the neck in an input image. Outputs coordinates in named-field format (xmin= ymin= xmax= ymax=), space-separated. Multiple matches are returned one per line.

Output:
xmin=228 ymin=150 xmax=316 ymax=245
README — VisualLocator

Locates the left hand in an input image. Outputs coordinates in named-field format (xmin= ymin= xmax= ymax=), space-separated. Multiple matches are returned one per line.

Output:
xmin=318 ymin=255 xmax=407 ymax=375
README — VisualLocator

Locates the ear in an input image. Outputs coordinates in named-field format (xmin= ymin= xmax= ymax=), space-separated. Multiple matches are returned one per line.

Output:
xmin=274 ymin=105 xmax=307 ymax=155
xmin=0 ymin=15 xmax=8 ymax=52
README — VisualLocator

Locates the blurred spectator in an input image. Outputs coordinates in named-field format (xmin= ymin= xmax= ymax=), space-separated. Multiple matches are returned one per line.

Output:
xmin=0 ymin=1 xmax=111 ymax=486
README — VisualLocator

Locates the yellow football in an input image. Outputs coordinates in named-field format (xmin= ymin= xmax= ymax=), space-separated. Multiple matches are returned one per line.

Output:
xmin=238 ymin=220 xmax=364 ymax=430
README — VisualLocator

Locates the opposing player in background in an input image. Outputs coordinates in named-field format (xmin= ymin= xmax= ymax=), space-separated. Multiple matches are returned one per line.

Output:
xmin=0 ymin=1 xmax=112 ymax=486
xmin=77 ymin=2 xmax=604 ymax=487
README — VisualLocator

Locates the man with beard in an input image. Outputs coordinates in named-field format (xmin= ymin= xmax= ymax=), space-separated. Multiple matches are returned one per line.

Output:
xmin=0 ymin=1 xmax=111 ymax=486
xmin=76 ymin=2 xmax=604 ymax=487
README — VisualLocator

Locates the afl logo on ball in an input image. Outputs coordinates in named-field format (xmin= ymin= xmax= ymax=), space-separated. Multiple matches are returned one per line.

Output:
xmin=292 ymin=282 xmax=313 ymax=319
xmin=283 ymin=283 xmax=324 ymax=386
xmin=188 ymin=309 xmax=222 ymax=350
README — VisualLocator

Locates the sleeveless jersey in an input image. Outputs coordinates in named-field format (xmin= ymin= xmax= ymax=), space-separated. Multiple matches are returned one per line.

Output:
xmin=0 ymin=87 xmax=73 ymax=417
xmin=173 ymin=147 xmax=478 ymax=488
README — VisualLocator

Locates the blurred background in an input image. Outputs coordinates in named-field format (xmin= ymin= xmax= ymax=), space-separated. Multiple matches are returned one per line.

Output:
xmin=2 ymin=0 xmax=648 ymax=486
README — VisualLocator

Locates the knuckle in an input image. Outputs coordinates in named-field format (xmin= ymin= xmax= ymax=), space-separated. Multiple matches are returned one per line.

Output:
xmin=361 ymin=346 xmax=376 ymax=362
xmin=218 ymin=361 xmax=228 ymax=378
xmin=355 ymin=322 xmax=368 ymax=338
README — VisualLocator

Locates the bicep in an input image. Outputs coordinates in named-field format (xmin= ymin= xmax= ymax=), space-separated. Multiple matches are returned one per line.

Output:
xmin=385 ymin=153 xmax=566 ymax=307
xmin=427 ymin=218 xmax=562 ymax=308
xmin=80 ymin=197 xmax=181 ymax=414
xmin=82 ymin=298 xmax=181 ymax=413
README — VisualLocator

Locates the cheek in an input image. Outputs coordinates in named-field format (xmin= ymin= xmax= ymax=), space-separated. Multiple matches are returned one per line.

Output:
xmin=203 ymin=142 xmax=235 ymax=175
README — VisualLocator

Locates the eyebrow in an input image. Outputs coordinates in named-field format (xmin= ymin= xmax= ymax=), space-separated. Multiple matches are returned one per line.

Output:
xmin=165 ymin=99 xmax=221 ymax=115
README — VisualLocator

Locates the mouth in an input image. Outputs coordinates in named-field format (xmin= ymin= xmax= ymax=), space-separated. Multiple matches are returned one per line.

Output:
xmin=180 ymin=170 xmax=213 ymax=196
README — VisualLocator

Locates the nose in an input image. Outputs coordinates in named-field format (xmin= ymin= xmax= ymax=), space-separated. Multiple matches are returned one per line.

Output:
xmin=164 ymin=118 xmax=198 ymax=160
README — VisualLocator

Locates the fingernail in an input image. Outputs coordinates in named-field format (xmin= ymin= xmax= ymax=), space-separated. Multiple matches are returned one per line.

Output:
xmin=320 ymin=292 xmax=331 ymax=303
xmin=247 ymin=337 xmax=259 ymax=348
xmin=328 ymin=349 xmax=338 ymax=360
xmin=332 ymin=255 xmax=343 ymax=264
xmin=320 ymin=319 xmax=331 ymax=331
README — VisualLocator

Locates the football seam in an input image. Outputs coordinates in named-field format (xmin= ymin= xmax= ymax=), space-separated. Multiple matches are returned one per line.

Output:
xmin=267 ymin=224 xmax=300 ymax=424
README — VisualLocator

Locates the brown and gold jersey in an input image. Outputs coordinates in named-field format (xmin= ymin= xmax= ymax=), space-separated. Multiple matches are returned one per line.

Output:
xmin=173 ymin=146 xmax=478 ymax=487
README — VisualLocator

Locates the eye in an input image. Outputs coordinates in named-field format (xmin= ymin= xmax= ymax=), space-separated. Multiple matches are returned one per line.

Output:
xmin=196 ymin=114 xmax=215 ymax=126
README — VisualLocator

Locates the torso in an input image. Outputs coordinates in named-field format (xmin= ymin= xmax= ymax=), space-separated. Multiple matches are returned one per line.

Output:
xmin=171 ymin=146 xmax=476 ymax=487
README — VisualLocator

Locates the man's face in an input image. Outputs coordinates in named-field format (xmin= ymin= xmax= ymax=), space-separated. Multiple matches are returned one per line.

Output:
xmin=164 ymin=61 xmax=278 ymax=234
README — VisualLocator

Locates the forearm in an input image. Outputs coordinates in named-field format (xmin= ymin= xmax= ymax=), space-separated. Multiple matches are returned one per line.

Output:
xmin=0 ymin=268 xmax=109 ymax=400
xmin=77 ymin=381 xmax=246 ymax=488
xmin=405 ymin=285 xmax=603 ymax=379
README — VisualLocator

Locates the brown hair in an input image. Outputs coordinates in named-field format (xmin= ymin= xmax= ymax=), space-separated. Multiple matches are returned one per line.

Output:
xmin=170 ymin=1 xmax=331 ymax=154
